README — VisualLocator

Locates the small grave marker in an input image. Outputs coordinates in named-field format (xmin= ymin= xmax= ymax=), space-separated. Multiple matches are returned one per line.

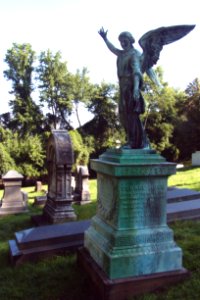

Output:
xmin=0 ymin=170 xmax=28 ymax=215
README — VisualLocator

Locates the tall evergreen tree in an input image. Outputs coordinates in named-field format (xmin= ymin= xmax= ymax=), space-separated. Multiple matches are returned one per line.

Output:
xmin=142 ymin=67 xmax=184 ymax=161
xmin=84 ymin=82 xmax=125 ymax=156
xmin=37 ymin=50 xmax=73 ymax=130
xmin=4 ymin=43 xmax=43 ymax=136
xmin=174 ymin=78 xmax=200 ymax=160
xmin=71 ymin=67 xmax=94 ymax=129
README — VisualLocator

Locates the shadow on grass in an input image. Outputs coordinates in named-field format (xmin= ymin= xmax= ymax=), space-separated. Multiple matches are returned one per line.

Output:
xmin=0 ymin=254 xmax=93 ymax=300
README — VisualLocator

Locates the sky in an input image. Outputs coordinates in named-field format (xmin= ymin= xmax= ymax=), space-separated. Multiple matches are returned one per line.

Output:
xmin=0 ymin=0 xmax=199 ymax=124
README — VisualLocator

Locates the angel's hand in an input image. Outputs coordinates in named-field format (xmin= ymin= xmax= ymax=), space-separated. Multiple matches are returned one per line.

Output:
xmin=98 ymin=27 xmax=108 ymax=40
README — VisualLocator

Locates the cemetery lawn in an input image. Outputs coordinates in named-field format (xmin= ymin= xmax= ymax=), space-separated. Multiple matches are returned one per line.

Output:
xmin=0 ymin=168 xmax=200 ymax=299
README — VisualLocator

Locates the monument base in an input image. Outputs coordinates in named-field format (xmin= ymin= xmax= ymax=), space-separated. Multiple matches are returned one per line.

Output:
xmin=43 ymin=198 xmax=77 ymax=224
xmin=73 ymin=192 xmax=91 ymax=205
xmin=0 ymin=205 xmax=28 ymax=215
xmin=9 ymin=220 xmax=90 ymax=265
xmin=78 ymin=247 xmax=189 ymax=300
xmin=85 ymin=148 xmax=184 ymax=279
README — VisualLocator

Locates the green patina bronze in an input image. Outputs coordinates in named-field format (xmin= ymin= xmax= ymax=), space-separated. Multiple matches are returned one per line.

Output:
xmin=84 ymin=24 xmax=195 ymax=281
xmin=98 ymin=25 xmax=195 ymax=149
xmin=84 ymin=148 xmax=183 ymax=279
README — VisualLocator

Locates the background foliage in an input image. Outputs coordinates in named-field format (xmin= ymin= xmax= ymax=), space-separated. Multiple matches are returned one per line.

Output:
xmin=1 ymin=43 xmax=200 ymax=178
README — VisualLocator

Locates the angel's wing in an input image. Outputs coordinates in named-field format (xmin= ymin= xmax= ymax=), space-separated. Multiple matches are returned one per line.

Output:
xmin=139 ymin=25 xmax=195 ymax=73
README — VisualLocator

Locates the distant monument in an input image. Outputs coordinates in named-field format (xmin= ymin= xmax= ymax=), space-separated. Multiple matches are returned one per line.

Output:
xmin=35 ymin=181 xmax=43 ymax=192
xmin=0 ymin=170 xmax=28 ymax=215
xmin=41 ymin=130 xmax=76 ymax=224
xmin=78 ymin=25 xmax=195 ymax=299
xmin=33 ymin=165 xmax=91 ymax=207
xmin=73 ymin=165 xmax=91 ymax=205
xmin=192 ymin=151 xmax=200 ymax=166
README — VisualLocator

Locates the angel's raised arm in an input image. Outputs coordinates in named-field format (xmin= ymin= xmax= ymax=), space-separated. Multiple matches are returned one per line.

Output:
xmin=98 ymin=27 xmax=120 ymax=56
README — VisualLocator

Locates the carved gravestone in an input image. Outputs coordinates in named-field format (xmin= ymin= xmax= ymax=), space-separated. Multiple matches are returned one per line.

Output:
xmin=73 ymin=165 xmax=91 ymax=205
xmin=0 ymin=170 xmax=28 ymax=215
xmin=43 ymin=130 xmax=77 ymax=223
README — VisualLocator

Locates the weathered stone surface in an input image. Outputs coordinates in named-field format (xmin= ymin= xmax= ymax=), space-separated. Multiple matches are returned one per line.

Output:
xmin=8 ymin=185 xmax=200 ymax=265
xmin=78 ymin=247 xmax=189 ymax=300
xmin=33 ymin=195 xmax=47 ymax=206
xmin=192 ymin=151 xmax=200 ymax=166
xmin=35 ymin=181 xmax=43 ymax=192
xmin=38 ymin=130 xmax=76 ymax=223
xmin=84 ymin=148 xmax=184 ymax=280
xmin=0 ymin=170 xmax=28 ymax=215
xmin=167 ymin=187 xmax=200 ymax=203
xmin=73 ymin=165 xmax=91 ymax=205
xmin=167 ymin=199 xmax=200 ymax=222
xmin=9 ymin=220 xmax=90 ymax=265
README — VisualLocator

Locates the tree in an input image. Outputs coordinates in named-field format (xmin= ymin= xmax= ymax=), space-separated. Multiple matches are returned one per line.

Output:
xmin=142 ymin=67 xmax=183 ymax=161
xmin=84 ymin=82 xmax=125 ymax=156
xmin=4 ymin=43 xmax=43 ymax=136
xmin=37 ymin=50 xmax=73 ymax=130
xmin=69 ymin=130 xmax=94 ymax=171
xmin=173 ymin=78 xmax=200 ymax=161
xmin=5 ymin=132 xmax=46 ymax=178
xmin=71 ymin=68 xmax=94 ymax=129
xmin=0 ymin=126 xmax=46 ymax=178
xmin=0 ymin=127 xmax=19 ymax=175
xmin=0 ymin=112 xmax=12 ymax=129
xmin=0 ymin=143 xmax=16 ymax=175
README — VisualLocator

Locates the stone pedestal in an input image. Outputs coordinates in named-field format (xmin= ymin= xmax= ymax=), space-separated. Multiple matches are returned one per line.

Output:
xmin=78 ymin=248 xmax=189 ymax=300
xmin=0 ymin=170 xmax=28 ymax=215
xmin=81 ymin=148 xmax=188 ymax=298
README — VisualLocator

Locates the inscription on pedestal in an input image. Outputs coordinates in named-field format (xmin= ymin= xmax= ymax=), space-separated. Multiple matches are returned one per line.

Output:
xmin=118 ymin=178 xmax=166 ymax=227
xmin=91 ymin=160 xmax=175 ymax=177
xmin=85 ymin=150 xmax=183 ymax=280
xmin=97 ymin=174 xmax=117 ymax=221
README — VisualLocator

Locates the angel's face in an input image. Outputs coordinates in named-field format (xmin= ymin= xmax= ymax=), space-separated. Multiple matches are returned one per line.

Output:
xmin=120 ymin=37 xmax=132 ymax=51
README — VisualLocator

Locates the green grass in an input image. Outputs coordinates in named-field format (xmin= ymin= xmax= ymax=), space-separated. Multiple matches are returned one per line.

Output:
xmin=1 ymin=170 xmax=200 ymax=299
xmin=168 ymin=166 xmax=200 ymax=191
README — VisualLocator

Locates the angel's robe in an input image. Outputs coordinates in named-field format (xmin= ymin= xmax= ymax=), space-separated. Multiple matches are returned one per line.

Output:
xmin=116 ymin=48 xmax=147 ymax=148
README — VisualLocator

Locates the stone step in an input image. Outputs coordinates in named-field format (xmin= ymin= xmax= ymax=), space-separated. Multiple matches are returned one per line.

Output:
xmin=167 ymin=187 xmax=200 ymax=203
xmin=9 ymin=220 xmax=91 ymax=265
xmin=9 ymin=195 xmax=200 ymax=265
xmin=33 ymin=187 xmax=200 ymax=206
xmin=167 ymin=199 xmax=200 ymax=223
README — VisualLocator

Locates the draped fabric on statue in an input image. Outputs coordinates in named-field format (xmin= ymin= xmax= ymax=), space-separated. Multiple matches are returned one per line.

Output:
xmin=119 ymin=77 xmax=146 ymax=148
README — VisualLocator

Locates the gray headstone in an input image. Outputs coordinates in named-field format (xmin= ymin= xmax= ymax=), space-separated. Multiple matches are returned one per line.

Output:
xmin=192 ymin=151 xmax=200 ymax=166
xmin=73 ymin=165 xmax=91 ymax=205
xmin=42 ymin=130 xmax=77 ymax=223
xmin=0 ymin=170 xmax=28 ymax=215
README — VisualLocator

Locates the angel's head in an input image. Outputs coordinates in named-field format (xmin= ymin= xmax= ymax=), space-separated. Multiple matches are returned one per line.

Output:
xmin=118 ymin=31 xmax=135 ymax=50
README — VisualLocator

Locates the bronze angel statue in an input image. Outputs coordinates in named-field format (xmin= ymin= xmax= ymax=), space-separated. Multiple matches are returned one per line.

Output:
xmin=98 ymin=25 xmax=195 ymax=149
